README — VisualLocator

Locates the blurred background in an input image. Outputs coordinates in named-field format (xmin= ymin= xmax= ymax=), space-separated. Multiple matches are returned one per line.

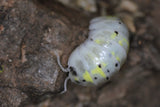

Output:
xmin=0 ymin=0 xmax=159 ymax=107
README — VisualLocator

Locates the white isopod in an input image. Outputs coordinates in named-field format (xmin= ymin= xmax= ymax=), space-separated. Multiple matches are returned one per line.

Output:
xmin=55 ymin=16 xmax=129 ymax=93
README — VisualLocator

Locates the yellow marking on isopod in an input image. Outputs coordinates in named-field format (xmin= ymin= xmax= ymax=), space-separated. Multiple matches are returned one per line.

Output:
xmin=111 ymin=32 xmax=117 ymax=39
xmin=87 ymin=53 xmax=94 ymax=59
xmin=83 ymin=71 xmax=93 ymax=82
xmin=95 ymin=39 xmax=106 ymax=45
xmin=111 ymin=52 xmax=115 ymax=56
xmin=74 ymin=77 xmax=79 ymax=81
xmin=122 ymin=38 xmax=129 ymax=53
xmin=123 ymin=38 xmax=129 ymax=46
xmin=91 ymin=66 xmax=106 ymax=78
xmin=118 ymin=40 xmax=123 ymax=46
xmin=87 ymin=53 xmax=97 ymax=63
xmin=112 ymin=52 xmax=120 ymax=62
xmin=101 ymin=62 xmax=107 ymax=67
xmin=95 ymin=39 xmax=101 ymax=44
xmin=106 ymin=16 xmax=117 ymax=20
xmin=116 ymin=56 xmax=120 ymax=62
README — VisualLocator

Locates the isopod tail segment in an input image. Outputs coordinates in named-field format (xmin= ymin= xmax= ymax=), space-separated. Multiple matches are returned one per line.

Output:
xmin=54 ymin=51 xmax=70 ymax=94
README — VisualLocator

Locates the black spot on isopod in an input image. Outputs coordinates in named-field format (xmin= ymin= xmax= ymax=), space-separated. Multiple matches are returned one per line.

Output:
xmin=98 ymin=64 xmax=101 ymax=68
xmin=94 ymin=77 xmax=97 ymax=80
xmin=82 ymin=79 xmax=86 ymax=82
xmin=107 ymin=69 xmax=110 ymax=72
xmin=119 ymin=22 xmax=121 ymax=24
xmin=69 ymin=66 xmax=77 ymax=76
xmin=114 ymin=31 xmax=118 ymax=35
xmin=115 ymin=63 xmax=118 ymax=67
xmin=106 ymin=77 xmax=109 ymax=80
xmin=90 ymin=38 xmax=93 ymax=41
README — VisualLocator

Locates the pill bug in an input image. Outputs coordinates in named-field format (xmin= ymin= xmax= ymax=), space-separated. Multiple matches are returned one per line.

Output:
xmin=55 ymin=16 xmax=129 ymax=93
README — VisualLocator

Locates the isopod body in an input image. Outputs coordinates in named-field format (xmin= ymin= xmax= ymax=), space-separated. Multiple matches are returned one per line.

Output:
xmin=56 ymin=16 xmax=129 ymax=93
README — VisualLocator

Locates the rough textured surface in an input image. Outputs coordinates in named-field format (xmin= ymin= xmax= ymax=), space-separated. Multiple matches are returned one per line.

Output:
xmin=0 ymin=0 xmax=89 ymax=106
xmin=0 ymin=0 xmax=160 ymax=107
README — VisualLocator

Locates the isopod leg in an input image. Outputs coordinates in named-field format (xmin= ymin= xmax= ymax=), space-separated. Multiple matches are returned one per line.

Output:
xmin=60 ymin=76 xmax=70 ymax=94
xmin=54 ymin=51 xmax=68 ymax=72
